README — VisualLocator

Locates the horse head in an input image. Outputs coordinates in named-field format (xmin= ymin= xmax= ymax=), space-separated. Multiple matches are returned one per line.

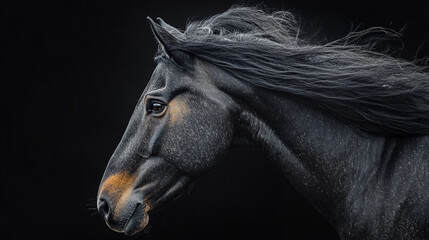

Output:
xmin=97 ymin=18 xmax=238 ymax=235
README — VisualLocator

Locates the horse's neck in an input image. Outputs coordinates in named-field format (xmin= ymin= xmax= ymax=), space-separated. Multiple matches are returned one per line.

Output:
xmin=235 ymin=88 xmax=385 ymax=225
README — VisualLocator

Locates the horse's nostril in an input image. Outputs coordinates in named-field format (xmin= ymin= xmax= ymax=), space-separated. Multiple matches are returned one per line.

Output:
xmin=98 ymin=198 xmax=111 ymax=220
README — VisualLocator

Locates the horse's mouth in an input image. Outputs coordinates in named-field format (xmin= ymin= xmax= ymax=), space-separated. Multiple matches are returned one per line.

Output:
xmin=104 ymin=201 xmax=150 ymax=236
xmin=123 ymin=203 xmax=150 ymax=236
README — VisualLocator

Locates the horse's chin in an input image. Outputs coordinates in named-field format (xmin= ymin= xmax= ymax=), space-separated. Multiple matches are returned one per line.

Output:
xmin=106 ymin=202 xmax=150 ymax=236
xmin=123 ymin=203 xmax=150 ymax=236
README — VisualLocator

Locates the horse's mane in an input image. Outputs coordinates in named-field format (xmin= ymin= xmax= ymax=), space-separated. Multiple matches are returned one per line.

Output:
xmin=168 ymin=6 xmax=429 ymax=136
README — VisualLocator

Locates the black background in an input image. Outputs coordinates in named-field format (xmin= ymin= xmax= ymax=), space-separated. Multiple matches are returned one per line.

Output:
xmin=3 ymin=0 xmax=428 ymax=239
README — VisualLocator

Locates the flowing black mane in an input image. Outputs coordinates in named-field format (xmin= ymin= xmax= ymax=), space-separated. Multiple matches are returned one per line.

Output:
xmin=162 ymin=6 xmax=429 ymax=136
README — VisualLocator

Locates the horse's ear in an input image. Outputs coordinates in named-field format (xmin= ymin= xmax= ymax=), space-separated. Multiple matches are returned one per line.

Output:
xmin=156 ymin=17 xmax=183 ymax=39
xmin=147 ymin=16 xmax=179 ymax=51
xmin=147 ymin=16 xmax=193 ymax=69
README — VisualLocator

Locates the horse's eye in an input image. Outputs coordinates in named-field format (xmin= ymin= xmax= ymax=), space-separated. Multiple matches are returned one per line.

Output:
xmin=147 ymin=100 xmax=166 ymax=114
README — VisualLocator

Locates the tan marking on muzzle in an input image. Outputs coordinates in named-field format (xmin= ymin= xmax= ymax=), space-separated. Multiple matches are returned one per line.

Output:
xmin=141 ymin=202 xmax=151 ymax=229
xmin=168 ymin=98 xmax=190 ymax=125
xmin=99 ymin=171 xmax=137 ymax=218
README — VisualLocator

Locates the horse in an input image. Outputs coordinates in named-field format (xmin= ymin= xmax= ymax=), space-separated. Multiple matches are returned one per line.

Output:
xmin=97 ymin=6 xmax=429 ymax=239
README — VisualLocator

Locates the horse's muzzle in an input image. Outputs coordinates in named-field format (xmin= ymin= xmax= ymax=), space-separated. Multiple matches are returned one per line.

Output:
xmin=97 ymin=195 xmax=149 ymax=236
xmin=97 ymin=157 xmax=192 ymax=235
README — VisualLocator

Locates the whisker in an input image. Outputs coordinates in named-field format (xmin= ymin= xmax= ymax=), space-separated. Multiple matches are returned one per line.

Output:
xmin=90 ymin=211 xmax=100 ymax=216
